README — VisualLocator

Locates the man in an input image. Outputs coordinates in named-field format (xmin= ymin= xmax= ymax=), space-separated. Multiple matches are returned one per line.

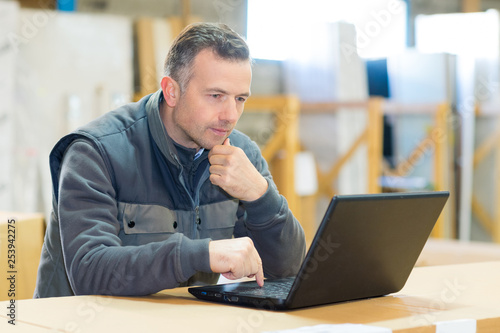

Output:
xmin=34 ymin=22 xmax=306 ymax=298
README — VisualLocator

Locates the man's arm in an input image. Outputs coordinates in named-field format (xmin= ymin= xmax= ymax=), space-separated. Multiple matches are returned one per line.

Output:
xmin=208 ymin=137 xmax=307 ymax=278
xmin=57 ymin=140 xmax=213 ymax=296
xmin=236 ymin=180 xmax=306 ymax=278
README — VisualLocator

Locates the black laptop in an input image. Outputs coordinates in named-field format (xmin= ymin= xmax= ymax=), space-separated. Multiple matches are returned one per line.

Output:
xmin=188 ymin=191 xmax=449 ymax=310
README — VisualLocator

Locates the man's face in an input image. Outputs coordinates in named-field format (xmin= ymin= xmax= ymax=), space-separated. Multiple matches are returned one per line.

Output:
xmin=169 ymin=49 xmax=252 ymax=150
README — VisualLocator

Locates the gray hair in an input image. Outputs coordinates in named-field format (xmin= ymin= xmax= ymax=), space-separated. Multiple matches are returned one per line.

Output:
xmin=164 ymin=22 xmax=251 ymax=92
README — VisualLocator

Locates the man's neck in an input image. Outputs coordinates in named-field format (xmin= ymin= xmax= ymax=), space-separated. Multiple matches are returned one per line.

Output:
xmin=159 ymin=98 xmax=204 ymax=160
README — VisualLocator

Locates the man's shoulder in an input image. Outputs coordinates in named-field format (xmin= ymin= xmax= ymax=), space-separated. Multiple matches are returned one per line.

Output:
xmin=77 ymin=98 xmax=149 ymax=141
xmin=228 ymin=129 xmax=262 ymax=159
xmin=229 ymin=129 xmax=255 ymax=148
xmin=50 ymin=95 xmax=153 ymax=167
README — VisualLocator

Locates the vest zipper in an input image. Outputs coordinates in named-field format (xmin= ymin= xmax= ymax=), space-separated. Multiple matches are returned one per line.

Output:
xmin=192 ymin=168 xmax=210 ymax=238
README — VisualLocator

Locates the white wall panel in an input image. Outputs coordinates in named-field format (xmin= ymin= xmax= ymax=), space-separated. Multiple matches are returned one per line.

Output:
xmin=13 ymin=9 xmax=133 ymax=215
xmin=0 ymin=1 xmax=19 ymax=211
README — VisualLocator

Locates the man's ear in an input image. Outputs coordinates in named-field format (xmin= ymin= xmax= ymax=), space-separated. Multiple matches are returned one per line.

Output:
xmin=161 ymin=76 xmax=180 ymax=107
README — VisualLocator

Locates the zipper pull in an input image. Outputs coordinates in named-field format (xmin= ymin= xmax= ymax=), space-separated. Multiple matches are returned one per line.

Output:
xmin=195 ymin=206 xmax=201 ymax=225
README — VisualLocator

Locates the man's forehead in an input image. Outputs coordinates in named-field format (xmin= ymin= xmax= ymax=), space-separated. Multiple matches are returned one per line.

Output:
xmin=189 ymin=50 xmax=252 ymax=92
xmin=192 ymin=48 xmax=252 ymax=70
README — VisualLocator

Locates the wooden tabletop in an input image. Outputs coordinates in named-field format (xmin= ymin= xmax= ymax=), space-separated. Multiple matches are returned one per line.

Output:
xmin=1 ymin=261 xmax=499 ymax=332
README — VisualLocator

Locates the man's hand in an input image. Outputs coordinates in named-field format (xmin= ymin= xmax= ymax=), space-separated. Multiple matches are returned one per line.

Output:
xmin=208 ymin=138 xmax=268 ymax=202
xmin=209 ymin=237 xmax=264 ymax=287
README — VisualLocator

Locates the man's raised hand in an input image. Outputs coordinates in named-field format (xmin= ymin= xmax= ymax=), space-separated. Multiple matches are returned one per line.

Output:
xmin=208 ymin=138 xmax=268 ymax=202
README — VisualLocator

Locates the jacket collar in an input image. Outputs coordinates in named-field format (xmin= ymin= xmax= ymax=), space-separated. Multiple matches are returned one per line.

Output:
xmin=146 ymin=89 xmax=209 ymax=167
xmin=146 ymin=89 xmax=183 ymax=166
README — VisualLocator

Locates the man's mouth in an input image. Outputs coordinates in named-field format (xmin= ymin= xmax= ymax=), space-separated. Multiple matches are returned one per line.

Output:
xmin=211 ymin=128 xmax=230 ymax=136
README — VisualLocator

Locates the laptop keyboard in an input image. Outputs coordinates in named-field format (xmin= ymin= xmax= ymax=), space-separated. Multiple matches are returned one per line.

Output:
xmin=232 ymin=278 xmax=294 ymax=299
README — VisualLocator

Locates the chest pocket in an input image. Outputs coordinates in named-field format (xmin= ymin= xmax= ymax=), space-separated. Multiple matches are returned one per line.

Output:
xmin=198 ymin=199 xmax=239 ymax=240
xmin=118 ymin=203 xmax=180 ymax=235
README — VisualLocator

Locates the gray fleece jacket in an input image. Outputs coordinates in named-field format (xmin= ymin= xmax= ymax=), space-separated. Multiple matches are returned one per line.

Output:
xmin=34 ymin=90 xmax=306 ymax=298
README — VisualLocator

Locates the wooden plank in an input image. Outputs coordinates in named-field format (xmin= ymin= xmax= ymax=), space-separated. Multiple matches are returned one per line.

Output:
xmin=471 ymin=194 xmax=494 ymax=235
xmin=432 ymin=103 xmax=448 ymax=237
xmin=302 ymin=101 xmax=441 ymax=115
xmin=260 ymin=126 xmax=285 ymax=161
xmin=323 ymin=130 xmax=367 ymax=188
xmin=383 ymin=102 xmax=446 ymax=114
xmin=388 ymin=134 xmax=433 ymax=177
xmin=473 ymin=127 xmax=500 ymax=168
xmin=301 ymin=101 xmax=369 ymax=112
xmin=367 ymin=98 xmax=383 ymax=193
xmin=0 ymin=212 xmax=45 ymax=301
xmin=182 ymin=0 xmax=191 ymax=29
xmin=168 ymin=15 xmax=203 ymax=38
xmin=244 ymin=96 xmax=301 ymax=226
xmin=299 ymin=194 xmax=317 ymax=247
xmin=496 ymin=134 xmax=500 ymax=243
xmin=246 ymin=95 xmax=291 ymax=110
xmin=135 ymin=18 xmax=158 ymax=99
xmin=280 ymin=96 xmax=300 ymax=216
xmin=310 ymin=98 xmax=384 ymax=197
xmin=462 ymin=0 xmax=481 ymax=12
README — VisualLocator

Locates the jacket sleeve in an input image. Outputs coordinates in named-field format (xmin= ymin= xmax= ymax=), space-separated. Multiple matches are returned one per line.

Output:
xmin=233 ymin=141 xmax=307 ymax=278
xmin=57 ymin=139 xmax=212 ymax=296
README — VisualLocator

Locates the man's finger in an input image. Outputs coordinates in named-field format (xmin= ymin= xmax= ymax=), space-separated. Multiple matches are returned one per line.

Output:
xmin=208 ymin=139 xmax=232 ymax=158
xmin=208 ymin=154 xmax=228 ymax=166
xmin=255 ymin=263 xmax=264 ymax=287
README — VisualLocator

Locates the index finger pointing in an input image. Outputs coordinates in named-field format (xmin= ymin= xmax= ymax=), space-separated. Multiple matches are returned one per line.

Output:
xmin=255 ymin=261 xmax=264 ymax=287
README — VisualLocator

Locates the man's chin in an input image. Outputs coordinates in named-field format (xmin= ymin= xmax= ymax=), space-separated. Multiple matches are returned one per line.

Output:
xmin=199 ymin=139 xmax=225 ymax=150
xmin=199 ymin=130 xmax=232 ymax=149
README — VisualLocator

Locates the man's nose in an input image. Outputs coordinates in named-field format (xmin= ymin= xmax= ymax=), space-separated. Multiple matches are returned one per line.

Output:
xmin=220 ymin=99 xmax=240 ymax=123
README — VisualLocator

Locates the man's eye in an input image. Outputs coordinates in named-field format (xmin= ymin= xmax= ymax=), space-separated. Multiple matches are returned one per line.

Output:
xmin=237 ymin=97 xmax=247 ymax=103
xmin=211 ymin=94 xmax=221 ymax=99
